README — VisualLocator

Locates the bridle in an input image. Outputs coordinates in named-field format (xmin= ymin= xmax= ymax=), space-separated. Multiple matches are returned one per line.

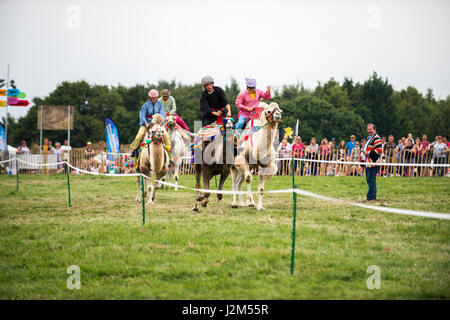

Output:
xmin=264 ymin=107 xmax=281 ymax=123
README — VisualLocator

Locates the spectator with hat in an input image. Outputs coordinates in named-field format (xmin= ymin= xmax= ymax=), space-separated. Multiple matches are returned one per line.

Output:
xmin=346 ymin=135 xmax=356 ymax=155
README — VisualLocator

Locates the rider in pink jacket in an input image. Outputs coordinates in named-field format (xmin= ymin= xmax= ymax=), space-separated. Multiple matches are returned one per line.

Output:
xmin=234 ymin=78 xmax=271 ymax=130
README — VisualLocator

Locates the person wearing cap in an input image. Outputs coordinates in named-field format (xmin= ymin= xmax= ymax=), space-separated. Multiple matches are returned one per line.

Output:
xmin=234 ymin=78 xmax=271 ymax=130
xmin=200 ymin=76 xmax=231 ymax=127
xmin=346 ymin=135 xmax=356 ymax=155
xmin=158 ymin=89 xmax=190 ymax=132
xmin=130 ymin=89 xmax=173 ymax=162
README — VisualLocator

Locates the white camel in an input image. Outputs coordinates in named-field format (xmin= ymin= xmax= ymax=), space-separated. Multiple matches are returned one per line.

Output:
xmin=231 ymin=102 xmax=282 ymax=210
xmin=135 ymin=114 xmax=169 ymax=204
xmin=165 ymin=113 xmax=189 ymax=190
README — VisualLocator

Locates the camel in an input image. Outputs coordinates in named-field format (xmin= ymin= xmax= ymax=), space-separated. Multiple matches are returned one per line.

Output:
xmin=165 ymin=113 xmax=189 ymax=191
xmin=192 ymin=118 xmax=236 ymax=214
xmin=135 ymin=114 xmax=170 ymax=204
xmin=231 ymin=102 xmax=282 ymax=210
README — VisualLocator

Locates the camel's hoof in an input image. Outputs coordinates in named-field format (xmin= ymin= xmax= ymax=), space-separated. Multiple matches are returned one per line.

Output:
xmin=257 ymin=206 xmax=265 ymax=210
xmin=247 ymin=203 xmax=255 ymax=207
xmin=218 ymin=209 xmax=223 ymax=214
xmin=239 ymin=202 xmax=246 ymax=207
xmin=192 ymin=207 xmax=199 ymax=212
xmin=135 ymin=197 xmax=140 ymax=203
xmin=201 ymin=201 xmax=208 ymax=208
xmin=231 ymin=204 xmax=238 ymax=209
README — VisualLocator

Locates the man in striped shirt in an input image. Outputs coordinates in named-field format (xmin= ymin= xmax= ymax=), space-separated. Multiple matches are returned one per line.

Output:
xmin=362 ymin=123 xmax=382 ymax=202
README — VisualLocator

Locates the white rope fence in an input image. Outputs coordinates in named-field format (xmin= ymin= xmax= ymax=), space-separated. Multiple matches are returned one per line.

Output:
xmin=2 ymin=157 xmax=449 ymax=221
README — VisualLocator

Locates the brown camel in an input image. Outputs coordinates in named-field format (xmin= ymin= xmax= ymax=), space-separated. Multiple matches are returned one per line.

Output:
xmin=192 ymin=119 xmax=236 ymax=214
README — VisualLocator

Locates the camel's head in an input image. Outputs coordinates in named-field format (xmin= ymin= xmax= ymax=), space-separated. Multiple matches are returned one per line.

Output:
xmin=166 ymin=114 xmax=177 ymax=129
xmin=224 ymin=118 xmax=235 ymax=131
xmin=151 ymin=114 xmax=164 ymax=126
xmin=261 ymin=102 xmax=282 ymax=124
xmin=150 ymin=125 xmax=164 ymax=143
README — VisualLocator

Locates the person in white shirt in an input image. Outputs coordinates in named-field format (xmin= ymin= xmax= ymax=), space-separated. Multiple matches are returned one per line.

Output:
xmin=61 ymin=139 xmax=72 ymax=161
xmin=277 ymin=137 xmax=292 ymax=175
xmin=16 ymin=140 xmax=30 ymax=155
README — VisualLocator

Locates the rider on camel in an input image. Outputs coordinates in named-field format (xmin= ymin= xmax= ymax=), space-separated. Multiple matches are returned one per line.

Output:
xmin=200 ymin=76 xmax=231 ymax=127
xmin=234 ymin=77 xmax=271 ymax=132
xmin=158 ymin=89 xmax=191 ymax=132
xmin=130 ymin=89 xmax=173 ymax=165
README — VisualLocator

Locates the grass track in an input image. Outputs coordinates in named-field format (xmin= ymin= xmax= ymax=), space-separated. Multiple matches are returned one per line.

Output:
xmin=0 ymin=174 xmax=449 ymax=299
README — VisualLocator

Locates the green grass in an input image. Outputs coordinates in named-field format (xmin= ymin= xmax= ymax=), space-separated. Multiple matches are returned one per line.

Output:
xmin=0 ymin=174 xmax=449 ymax=299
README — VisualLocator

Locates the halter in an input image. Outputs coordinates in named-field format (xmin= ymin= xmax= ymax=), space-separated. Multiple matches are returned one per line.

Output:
xmin=265 ymin=107 xmax=280 ymax=123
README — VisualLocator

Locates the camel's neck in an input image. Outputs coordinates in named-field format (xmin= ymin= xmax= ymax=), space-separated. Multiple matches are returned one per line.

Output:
xmin=261 ymin=121 xmax=278 ymax=147
xmin=150 ymin=142 xmax=164 ymax=172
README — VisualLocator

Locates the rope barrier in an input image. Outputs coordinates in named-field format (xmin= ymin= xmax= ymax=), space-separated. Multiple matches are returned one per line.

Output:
xmin=3 ymin=158 xmax=449 ymax=220
xmin=274 ymin=157 xmax=450 ymax=167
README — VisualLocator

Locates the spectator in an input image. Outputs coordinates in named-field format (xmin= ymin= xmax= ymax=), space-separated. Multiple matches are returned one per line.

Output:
xmin=54 ymin=142 xmax=64 ymax=172
xmin=406 ymin=133 xmax=414 ymax=145
xmin=42 ymin=138 xmax=51 ymax=153
xmin=361 ymin=123 xmax=382 ymax=202
xmin=335 ymin=140 xmax=347 ymax=176
xmin=443 ymin=135 xmax=450 ymax=148
xmin=48 ymin=141 xmax=56 ymax=154
xmin=291 ymin=136 xmax=305 ymax=176
xmin=429 ymin=136 xmax=449 ymax=177
xmin=277 ymin=137 xmax=291 ymax=175
xmin=383 ymin=135 xmax=396 ymax=177
xmin=349 ymin=141 xmax=362 ymax=176
xmin=16 ymin=140 xmax=30 ymax=155
xmin=403 ymin=139 xmax=414 ymax=176
xmin=305 ymin=137 xmax=319 ymax=176
xmin=319 ymin=138 xmax=330 ymax=176
xmin=61 ymin=139 xmax=72 ymax=162
xmin=412 ymin=137 xmax=422 ymax=176
xmin=84 ymin=141 xmax=95 ymax=166
xmin=330 ymin=138 xmax=336 ymax=157
xmin=395 ymin=137 xmax=407 ymax=176
xmin=91 ymin=160 xmax=100 ymax=174
xmin=346 ymin=135 xmax=356 ymax=155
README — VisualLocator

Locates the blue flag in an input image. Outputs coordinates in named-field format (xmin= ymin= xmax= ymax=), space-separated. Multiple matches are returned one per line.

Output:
xmin=0 ymin=123 xmax=6 ymax=152
xmin=105 ymin=118 xmax=120 ymax=161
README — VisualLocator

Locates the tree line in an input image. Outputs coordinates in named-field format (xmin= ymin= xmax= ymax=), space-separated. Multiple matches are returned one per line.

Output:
xmin=3 ymin=72 xmax=449 ymax=148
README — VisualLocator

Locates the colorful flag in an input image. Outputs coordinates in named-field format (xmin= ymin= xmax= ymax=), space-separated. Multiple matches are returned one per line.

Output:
xmin=0 ymin=123 xmax=6 ymax=151
xmin=105 ymin=118 xmax=120 ymax=161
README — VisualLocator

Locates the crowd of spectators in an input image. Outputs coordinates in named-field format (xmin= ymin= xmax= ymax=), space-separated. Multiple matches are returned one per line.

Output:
xmin=276 ymin=133 xmax=450 ymax=177
xmin=5 ymin=133 xmax=450 ymax=178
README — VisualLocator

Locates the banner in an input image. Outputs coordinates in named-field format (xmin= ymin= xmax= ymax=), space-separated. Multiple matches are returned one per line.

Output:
xmin=105 ymin=118 xmax=120 ymax=161
xmin=37 ymin=106 xmax=74 ymax=130
xmin=0 ymin=122 xmax=6 ymax=151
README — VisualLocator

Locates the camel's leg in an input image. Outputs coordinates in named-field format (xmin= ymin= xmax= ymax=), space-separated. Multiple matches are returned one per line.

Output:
xmin=257 ymin=164 xmax=277 ymax=210
xmin=237 ymin=172 xmax=246 ymax=207
xmin=151 ymin=170 xmax=166 ymax=203
xmin=192 ymin=164 xmax=202 ymax=211
xmin=201 ymin=172 xmax=211 ymax=208
xmin=231 ymin=169 xmax=238 ymax=208
xmin=217 ymin=173 xmax=228 ymax=214
xmin=146 ymin=175 xmax=154 ymax=205
xmin=135 ymin=175 xmax=141 ymax=202
xmin=245 ymin=166 xmax=255 ymax=207
xmin=174 ymin=164 xmax=179 ymax=191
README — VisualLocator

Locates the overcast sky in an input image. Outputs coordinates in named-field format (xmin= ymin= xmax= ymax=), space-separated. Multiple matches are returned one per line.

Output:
xmin=1 ymin=0 xmax=449 ymax=120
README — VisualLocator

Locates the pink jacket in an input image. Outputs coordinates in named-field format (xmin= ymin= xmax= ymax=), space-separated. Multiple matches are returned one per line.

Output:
xmin=235 ymin=89 xmax=271 ymax=120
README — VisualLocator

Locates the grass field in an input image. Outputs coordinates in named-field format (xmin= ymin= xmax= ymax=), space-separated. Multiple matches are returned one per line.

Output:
xmin=0 ymin=173 xmax=449 ymax=299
